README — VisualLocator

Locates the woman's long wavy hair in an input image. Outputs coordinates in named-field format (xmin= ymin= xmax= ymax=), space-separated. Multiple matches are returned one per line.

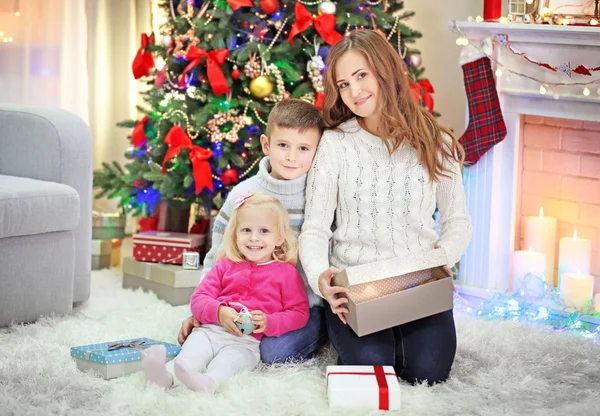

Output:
xmin=322 ymin=30 xmax=465 ymax=181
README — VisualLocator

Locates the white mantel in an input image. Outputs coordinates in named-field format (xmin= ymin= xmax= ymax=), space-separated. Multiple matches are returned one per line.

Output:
xmin=450 ymin=21 xmax=600 ymax=297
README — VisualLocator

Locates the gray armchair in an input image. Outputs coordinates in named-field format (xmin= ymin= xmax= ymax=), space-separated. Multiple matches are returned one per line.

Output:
xmin=0 ymin=105 xmax=92 ymax=327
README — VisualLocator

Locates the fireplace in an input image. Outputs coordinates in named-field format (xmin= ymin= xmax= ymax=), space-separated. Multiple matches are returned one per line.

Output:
xmin=451 ymin=22 xmax=600 ymax=297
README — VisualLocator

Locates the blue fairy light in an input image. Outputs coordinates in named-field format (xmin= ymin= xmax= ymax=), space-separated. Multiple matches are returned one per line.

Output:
xmin=213 ymin=142 xmax=223 ymax=157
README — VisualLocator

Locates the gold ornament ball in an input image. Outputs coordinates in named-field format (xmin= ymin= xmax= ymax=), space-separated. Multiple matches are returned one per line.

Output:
xmin=409 ymin=54 xmax=423 ymax=68
xmin=318 ymin=1 xmax=336 ymax=15
xmin=249 ymin=75 xmax=274 ymax=98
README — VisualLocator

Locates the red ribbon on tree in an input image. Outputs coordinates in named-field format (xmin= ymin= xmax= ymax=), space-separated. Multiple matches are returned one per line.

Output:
xmin=132 ymin=116 xmax=149 ymax=147
xmin=326 ymin=366 xmax=394 ymax=411
xmin=288 ymin=3 xmax=342 ymax=47
xmin=138 ymin=210 xmax=159 ymax=232
xmin=162 ymin=125 xmax=214 ymax=194
xmin=409 ymin=79 xmax=435 ymax=113
xmin=226 ymin=0 xmax=253 ymax=9
xmin=314 ymin=91 xmax=325 ymax=109
xmin=179 ymin=46 xmax=230 ymax=96
xmin=132 ymin=33 xmax=155 ymax=79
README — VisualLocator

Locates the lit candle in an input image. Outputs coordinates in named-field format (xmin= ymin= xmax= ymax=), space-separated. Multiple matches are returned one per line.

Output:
xmin=523 ymin=207 xmax=557 ymax=286
xmin=560 ymin=272 xmax=594 ymax=310
xmin=512 ymin=247 xmax=546 ymax=293
xmin=483 ymin=0 xmax=502 ymax=21
xmin=558 ymin=229 xmax=592 ymax=287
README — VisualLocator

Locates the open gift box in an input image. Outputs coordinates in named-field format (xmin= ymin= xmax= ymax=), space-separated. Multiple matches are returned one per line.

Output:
xmin=332 ymin=249 xmax=453 ymax=337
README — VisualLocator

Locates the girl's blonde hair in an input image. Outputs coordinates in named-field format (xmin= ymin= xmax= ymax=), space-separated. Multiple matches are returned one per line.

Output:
xmin=322 ymin=30 xmax=465 ymax=181
xmin=216 ymin=192 xmax=298 ymax=265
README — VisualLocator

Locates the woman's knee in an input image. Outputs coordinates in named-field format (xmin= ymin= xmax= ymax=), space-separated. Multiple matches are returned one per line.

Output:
xmin=400 ymin=365 xmax=451 ymax=386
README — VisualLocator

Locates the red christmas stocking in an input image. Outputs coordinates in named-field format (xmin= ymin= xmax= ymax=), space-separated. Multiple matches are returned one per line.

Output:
xmin=459 ymin=57 xmax=507 ymax=165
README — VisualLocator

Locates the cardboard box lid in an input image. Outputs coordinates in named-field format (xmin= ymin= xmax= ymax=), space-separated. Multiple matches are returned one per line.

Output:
xmin=133 ymin=231 xmax=206 ymax=248
xmin=347 ymin=276 xmax=454 ymax=337
xmin=122 ymin=257 xmax=201 ymax=288
xmin=339 ymin=248 xmax=447 ymax=287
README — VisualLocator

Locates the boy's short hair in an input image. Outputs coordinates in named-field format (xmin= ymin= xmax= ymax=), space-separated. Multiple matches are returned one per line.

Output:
xmin=266 ymin=99 xmax=325 ymax=138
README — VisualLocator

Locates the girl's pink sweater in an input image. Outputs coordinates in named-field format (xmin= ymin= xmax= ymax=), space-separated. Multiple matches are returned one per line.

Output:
xmin=190 ymin=258 xmax=310 ymax=341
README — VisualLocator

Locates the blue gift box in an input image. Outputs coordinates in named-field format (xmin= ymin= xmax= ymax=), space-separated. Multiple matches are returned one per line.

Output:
xmin=70 ymin=337 xmax=180 ymax=379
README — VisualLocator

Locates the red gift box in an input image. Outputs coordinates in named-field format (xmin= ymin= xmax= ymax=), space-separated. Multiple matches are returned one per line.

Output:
xmin=133 ymin=231 xmax=207 ymax=265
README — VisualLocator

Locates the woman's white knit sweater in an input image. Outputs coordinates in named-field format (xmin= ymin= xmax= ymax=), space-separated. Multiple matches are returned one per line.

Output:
xmin=299 ymin=118 xmax=472 ymax=298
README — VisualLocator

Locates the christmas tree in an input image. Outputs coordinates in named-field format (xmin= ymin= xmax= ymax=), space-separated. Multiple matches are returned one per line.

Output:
xmin=93 ymin=0 xmax=433 ymax=217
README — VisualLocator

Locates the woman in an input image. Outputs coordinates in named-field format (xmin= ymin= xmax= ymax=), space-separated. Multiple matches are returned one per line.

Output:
xmin=299 ymin=30 xmax=472 ymax=385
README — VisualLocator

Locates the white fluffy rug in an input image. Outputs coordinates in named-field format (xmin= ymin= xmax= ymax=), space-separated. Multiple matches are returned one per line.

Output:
xmin=2 ymin=270 xmax=600 ymax=416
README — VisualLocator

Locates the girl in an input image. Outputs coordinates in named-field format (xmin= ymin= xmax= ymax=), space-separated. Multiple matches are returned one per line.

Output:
xmin=299 ymin=30 xmax=472 ymax=386
xmin=142 ymin=191 xmax=309 ymax=392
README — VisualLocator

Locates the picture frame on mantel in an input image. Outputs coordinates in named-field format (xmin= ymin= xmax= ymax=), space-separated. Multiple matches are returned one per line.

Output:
xmin=543 ymin=0 xmax=600 ymax=24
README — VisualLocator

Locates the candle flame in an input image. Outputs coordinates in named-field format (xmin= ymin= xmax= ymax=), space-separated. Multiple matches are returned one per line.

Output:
xmin=573 ymin=229 xmax=577 ymax=240
xmin=528 ymin=246 xmax=533 ymax=253
xmin=539 ymin=206 xmax=544 ymax=219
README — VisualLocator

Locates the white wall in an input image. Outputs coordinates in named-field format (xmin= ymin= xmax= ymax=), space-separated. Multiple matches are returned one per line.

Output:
xmin=403 ymin=0 xmax=483 ymax=134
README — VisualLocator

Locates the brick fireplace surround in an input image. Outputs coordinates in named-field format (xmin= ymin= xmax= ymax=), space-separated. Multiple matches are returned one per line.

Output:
xmin=451 ymin=22 xmax=600 ymax=297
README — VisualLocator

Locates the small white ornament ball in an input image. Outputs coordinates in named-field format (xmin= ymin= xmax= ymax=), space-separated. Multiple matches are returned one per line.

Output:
xmin=409 ymin=54 xmax=423 ymax=68
xmin=318 ymin=1 xmax=336 ymax=15
xmin=161 ymin=35 xmax=172 ymax=47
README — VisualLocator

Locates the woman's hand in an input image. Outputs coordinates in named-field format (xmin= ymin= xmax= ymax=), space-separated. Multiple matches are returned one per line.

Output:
xmin=435 ymin=244 xmax=456 ymax=291
xmin=178 ymin=315 xmax=201 ymax=345
xmin=251 ymin=310 xmax=267 ymax=334
xmin=318 ymin=266 xmax=350 ymax=324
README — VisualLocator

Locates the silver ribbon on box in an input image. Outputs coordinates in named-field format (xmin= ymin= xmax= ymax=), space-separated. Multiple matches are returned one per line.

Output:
xmin=107 ymin=340 xmax=148 ymax=351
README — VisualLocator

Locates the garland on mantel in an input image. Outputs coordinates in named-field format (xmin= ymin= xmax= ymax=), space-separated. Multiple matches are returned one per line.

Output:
xmin=494 ymin=34 xmax=600 ymax=77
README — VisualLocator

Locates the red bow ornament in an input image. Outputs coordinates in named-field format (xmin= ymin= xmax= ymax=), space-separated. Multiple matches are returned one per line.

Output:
xmin=179 ymin=46 xmax=230 ymax=96
xmin=288 ymin=3 xmax=342 ymax=47
xmin=162 ymin=125 xmax=214 ymax=194
xmin=132 ymin=116 xmax=149 ymax=148
xmin=132 ymin=33 xmax=155 ymax=79
xmin=409 ymin=79 xmax=435 ymax=113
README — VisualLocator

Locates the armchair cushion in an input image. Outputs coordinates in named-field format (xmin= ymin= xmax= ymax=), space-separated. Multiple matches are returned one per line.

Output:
xmin=0 ymin=175 xmax=79 ymax=239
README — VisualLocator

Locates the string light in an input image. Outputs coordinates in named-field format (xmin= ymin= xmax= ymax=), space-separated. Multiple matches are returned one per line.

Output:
xmin=455 ymin=36 xmax=469 ymax=46
xmin=454 ymin=273 xmax=600 ymax=342
xmin=583 ymin=86 xmax=591 ymax=96
xmin=591 ymin=19 xmax=599 ymax=25
xmin=495 ymin=67 xmax=503 ymax=77
xmin=539 ymin=84 xmax=547 ymax=95
xmin=475 ymin=16 xmax=484 ymax=22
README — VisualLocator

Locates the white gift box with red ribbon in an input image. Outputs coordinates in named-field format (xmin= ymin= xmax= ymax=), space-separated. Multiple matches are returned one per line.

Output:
xmin=326 ymin=365 xmax=401 ymax=410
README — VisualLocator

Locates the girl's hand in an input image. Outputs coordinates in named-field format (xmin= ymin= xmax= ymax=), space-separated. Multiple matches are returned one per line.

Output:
xmin=318 ymin=266 xmax=349 ymax=324
xmin=218 ymin=305 xmax=243 ymax=336
xmin=251 ymin=310 xmax=267 ymax=334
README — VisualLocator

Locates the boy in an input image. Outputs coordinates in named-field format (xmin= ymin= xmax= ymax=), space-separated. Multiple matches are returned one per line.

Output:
xmin=177 ymin=99 xmax=325 ymax=364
